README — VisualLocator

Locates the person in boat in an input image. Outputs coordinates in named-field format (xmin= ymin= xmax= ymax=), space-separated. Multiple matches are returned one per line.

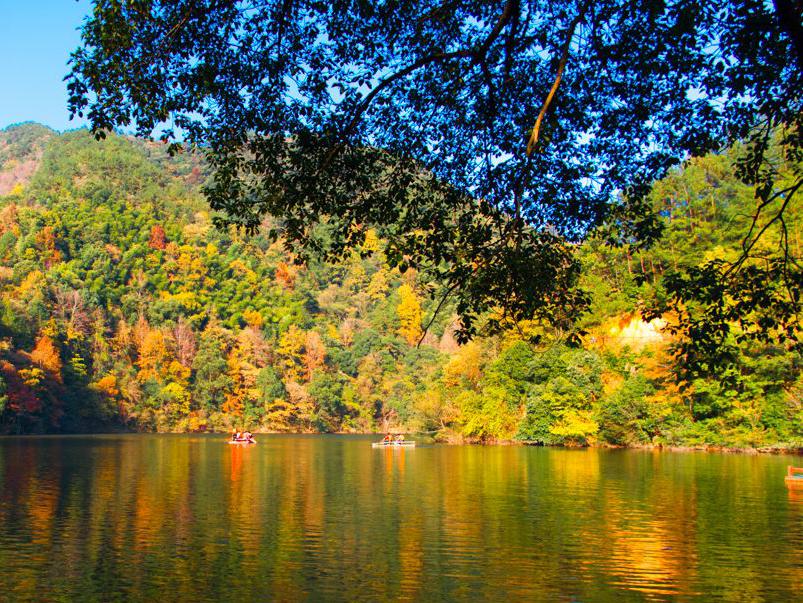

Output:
xmin=395 ymin=434 xmax=405 ymax=443
xmin=244 ymin=431 xmax=253 ymax=443
xmin=383 ymin=433 xmax=392 ymax=443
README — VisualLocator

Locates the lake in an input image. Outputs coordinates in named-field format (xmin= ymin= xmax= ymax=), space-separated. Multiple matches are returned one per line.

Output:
xmin=0 ymin=434 xmax=800 ymax=601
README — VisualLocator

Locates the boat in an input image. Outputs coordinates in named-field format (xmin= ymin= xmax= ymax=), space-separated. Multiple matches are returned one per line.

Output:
xmin=785 ymin=466 xmax=803 ymax=489
xmin=372 ymin=440 xmax=415 ymax=448
xmin=228 ymin=438 xmax=256 ymax=444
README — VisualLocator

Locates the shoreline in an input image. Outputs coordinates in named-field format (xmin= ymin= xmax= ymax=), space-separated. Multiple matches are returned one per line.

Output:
xmin=593 ymin=442 xmax=803 ymax=456
xmin=1 ymin=429 xmax=801 ymax=455
xmin=486 ymin=439 xmax=803 ymax=455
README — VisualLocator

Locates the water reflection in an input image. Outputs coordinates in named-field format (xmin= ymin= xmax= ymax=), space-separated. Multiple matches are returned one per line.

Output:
xmin=0 ymin=435 xmax=800 ymax=601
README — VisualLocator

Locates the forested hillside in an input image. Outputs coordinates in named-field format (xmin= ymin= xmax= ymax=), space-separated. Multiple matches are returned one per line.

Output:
xmin=0 ymin=123 xmax=800 ymax=447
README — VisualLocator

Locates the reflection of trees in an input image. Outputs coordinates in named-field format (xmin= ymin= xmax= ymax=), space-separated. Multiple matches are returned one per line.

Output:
xmin=592 ymin=451 xmax=699 ymax=597
xmin=0 ymin=438 xmax=801 ymax=600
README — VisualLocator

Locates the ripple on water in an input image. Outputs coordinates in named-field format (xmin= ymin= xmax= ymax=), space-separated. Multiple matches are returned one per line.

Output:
xmin=0 ymin=436 xmax=800 ymax=601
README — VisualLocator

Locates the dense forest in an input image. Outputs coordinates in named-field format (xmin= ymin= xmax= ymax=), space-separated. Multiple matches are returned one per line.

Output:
xmin=0 ymin=123 xmax=800 ymax=447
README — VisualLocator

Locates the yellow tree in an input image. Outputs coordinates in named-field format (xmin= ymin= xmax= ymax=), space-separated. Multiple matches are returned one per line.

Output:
xmin=111 ymin=320 xmax=135 ymax=361
xmin=277 ymin=325 xmax=306 ymax=381
xmin=443 ymin=341 xmax=484 ymax=391
xmin=223 ymin=330 xmax=262 ymax=420
xmin=366 ymin=269 xmax=389 ymax=301
xmin=360 ymin=228 xmax=381 ymax=253
xmin=160 ymin=382 xmax=191 ymax=418
xmin=242 ymin=308 xmax=264 ymax=330
xmin=397 ymin=284 xmax=422 ymax=345
xmin=284 ymin=380 xmax=316 ymax=431
xmin=17 ymin=270 xmax=46 ymax=306
xmin=136 ymin=329 xmax=170 ymax=382
xmin=353 ymin=354 xmax=383 ymax=426
xmin=223 ymin=345 xmax=247 ymax=418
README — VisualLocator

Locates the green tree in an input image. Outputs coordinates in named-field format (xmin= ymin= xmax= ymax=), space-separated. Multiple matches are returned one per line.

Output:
xmin=595 ymin=375 xmax=656 ymax=446
xmin=191 ymin=322 xmax=231 ymax=412
xmin=308 ymin=371 xmax=346 ymax=432
xmin=516 ymin=347 xmax=602 ymax=445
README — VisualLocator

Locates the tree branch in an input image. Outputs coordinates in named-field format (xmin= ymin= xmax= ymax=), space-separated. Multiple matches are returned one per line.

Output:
xmin=417 ymin=279 xmax=462 ymax=347
xmin=342 ymin=0 xmax=518 ymax=141
xmin=526 ymin=8 xmax=586 ymax=156
xmin=727 ymin=177 xmax=803 ymax=275
xmin=476 ymin=1 xmax=519 ymax=59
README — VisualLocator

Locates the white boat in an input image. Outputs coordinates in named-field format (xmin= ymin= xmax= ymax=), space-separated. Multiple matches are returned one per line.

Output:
xmin=227 ymin=439 xmax=256 ymax=444
xmin=372 ymin=440 xmax=415 ymax=448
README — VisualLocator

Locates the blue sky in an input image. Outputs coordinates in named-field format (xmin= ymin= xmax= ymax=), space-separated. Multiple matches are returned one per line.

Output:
xmin=0 ymin=0 xmax=91 ymax=131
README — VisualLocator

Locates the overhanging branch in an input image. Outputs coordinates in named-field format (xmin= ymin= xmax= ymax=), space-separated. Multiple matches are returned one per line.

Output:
xmin=526 ymin=7 xmax=587 ymax=156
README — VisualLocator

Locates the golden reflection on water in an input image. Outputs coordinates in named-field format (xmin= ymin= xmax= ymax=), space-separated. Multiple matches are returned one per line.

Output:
xmin=0 ymin=435 xmax=800 ymax=601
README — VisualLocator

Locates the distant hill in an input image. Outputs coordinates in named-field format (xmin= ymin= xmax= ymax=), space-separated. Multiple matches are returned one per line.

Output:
xmin=0 ymin=123 xmax=56 ymax=195
xmin=0 ymin=126 xmax=799 ymax=448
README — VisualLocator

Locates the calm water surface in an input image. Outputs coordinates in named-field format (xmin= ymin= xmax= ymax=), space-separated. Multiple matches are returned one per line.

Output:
xmin=0 ymin=434 xmax=800 ymax=601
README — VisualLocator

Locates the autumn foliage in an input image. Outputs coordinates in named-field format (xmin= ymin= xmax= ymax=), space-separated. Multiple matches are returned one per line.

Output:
xmin=148 ymin=224 xmax=167 ymax=250
xmin=30 ymin=334 xmax=62 ymax=383
xmin=0 ymin=125 xmax=799 ymax=447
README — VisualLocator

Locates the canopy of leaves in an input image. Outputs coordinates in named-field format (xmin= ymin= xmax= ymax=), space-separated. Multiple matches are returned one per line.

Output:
xmin=67 ymin=0 xmax=802 ymax=341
